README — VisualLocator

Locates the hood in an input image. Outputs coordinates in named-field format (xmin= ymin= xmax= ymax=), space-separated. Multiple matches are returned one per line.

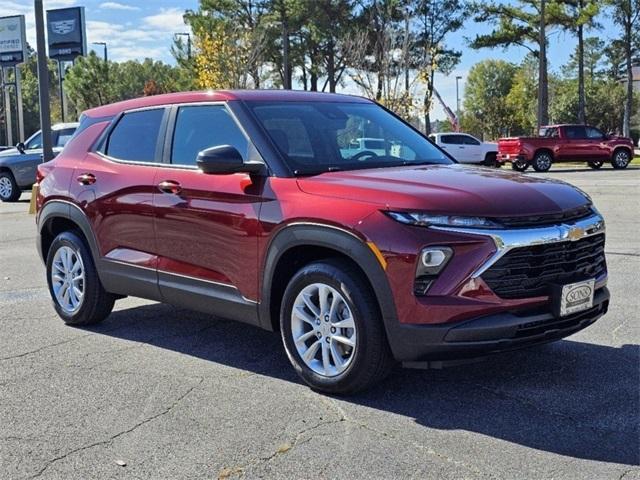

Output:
xmin=0 ymin=147 xmax=20 ymax=157
xmin=297 ymin=164 xmax=590 ymax=217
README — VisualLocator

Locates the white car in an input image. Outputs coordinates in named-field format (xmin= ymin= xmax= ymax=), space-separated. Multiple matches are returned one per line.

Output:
xmin=429 ymin=132 xmax=498 ymax=166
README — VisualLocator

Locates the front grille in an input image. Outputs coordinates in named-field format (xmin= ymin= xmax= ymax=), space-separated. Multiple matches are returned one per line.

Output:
xmin=482 ymin=233 xmax=606 ymax=299
xmin=491 ymin=205 xmax=594 ymax=228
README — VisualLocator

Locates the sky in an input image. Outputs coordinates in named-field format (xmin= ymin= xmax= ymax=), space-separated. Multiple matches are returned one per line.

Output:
xmin=1 ymin=0 xmax=621 ymax=121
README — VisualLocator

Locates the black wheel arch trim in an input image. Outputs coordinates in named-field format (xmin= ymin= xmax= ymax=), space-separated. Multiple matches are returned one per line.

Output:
xmin=37 ymin=200 xmax=101 ymax=268
xmin=259 ymin=222 xmax=406 ymax=359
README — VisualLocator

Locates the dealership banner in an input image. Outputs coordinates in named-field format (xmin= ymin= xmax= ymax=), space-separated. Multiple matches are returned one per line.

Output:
xmin=0 ymin=15 xmax=26 ymax=66
xmin=47 ymin=7 xmax=87 ymax=61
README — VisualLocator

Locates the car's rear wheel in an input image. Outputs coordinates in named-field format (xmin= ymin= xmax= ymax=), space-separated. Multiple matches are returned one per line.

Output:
xmin=280 ymin=260 xmax=393 ymax=394
xmin=46 ymin=231 xmax=115 ymax=326
xmin=0 ymin=171 xmax=21 ymax=202
xmin=588 ymin=159 xmax=604 ymax=169
xmin=511 ymin=158 xmax=529 ymax=172
xmin=611 ymin=149 xmax=631 ymax=169
xmin=483 ymin=152 xmax=498 ymax=168
xmin=532 ymin=151 xmax=553 ymax=172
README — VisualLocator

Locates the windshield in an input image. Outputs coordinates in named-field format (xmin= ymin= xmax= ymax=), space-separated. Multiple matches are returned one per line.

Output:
xmin=248 ymin=102 xmax=452 ymax=175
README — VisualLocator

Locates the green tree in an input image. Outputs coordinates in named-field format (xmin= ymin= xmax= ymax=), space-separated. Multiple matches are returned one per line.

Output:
xmin=469 ymin=0 xmax=566 ymax=128
xmin=462 ymin=59 xmax=517 ymax=140
xmin=64 ymin=52 xmax=182 ymax=112
xmin=607 ymin=0 xmax=640 ymax=136
xmin=413 ymin=0 xmax=466 ymax=134
xmin=184 ymin=0 xmax=267 ymax=88
xmin=506 ymin=54 xmax=539 ymax=135
xmin=11 ymin=50 xmax=62 ymax=139
xmin=555 ymin=0 xmax=601 ymax=123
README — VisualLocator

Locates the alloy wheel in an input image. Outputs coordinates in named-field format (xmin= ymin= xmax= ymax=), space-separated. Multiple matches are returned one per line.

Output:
xmin=535 ymin=153 xmax=552 ymax=171
xmin=51 ymin=245 xmax=85 ymax=314
xmin=614 ymin=151 xmax=630 ymax=168
xmin=0 ymin=176 xmax=12 ymax=199
xmin=290 ymin=283 xmax=357 ymax=377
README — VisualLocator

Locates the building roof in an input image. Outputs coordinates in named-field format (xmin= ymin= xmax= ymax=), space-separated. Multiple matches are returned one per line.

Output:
xmin=84 ymin=89 xmax=371 ymax=118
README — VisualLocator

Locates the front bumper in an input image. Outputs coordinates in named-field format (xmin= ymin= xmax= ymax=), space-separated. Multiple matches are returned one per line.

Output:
xmin=388 ymin=286 xmax=609 ymax=362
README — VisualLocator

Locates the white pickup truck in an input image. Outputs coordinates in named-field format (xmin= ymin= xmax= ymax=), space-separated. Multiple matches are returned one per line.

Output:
xmin=429 ymin=132 xmax=499 ymax=167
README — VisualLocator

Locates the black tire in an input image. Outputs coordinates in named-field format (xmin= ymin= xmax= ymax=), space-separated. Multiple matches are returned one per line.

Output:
xmin=0 ymin=171 xmax=21 ymax=202
xmin=280 ymin=259 xmax=394 ymax=395
xmin=46 ymin=231 xmax=115 ymax=326
xmin=588 ymin=159 xmax=604 ymax=170
xmin=611 ymin=149 xmax=631 ymax=169
xmin=511 ymin=159 xmax=529 ymax=172
xmin=532 ymin=151 xmax=553 ymax=172
xmin=483 ymin=152 xmax=498 ymax=168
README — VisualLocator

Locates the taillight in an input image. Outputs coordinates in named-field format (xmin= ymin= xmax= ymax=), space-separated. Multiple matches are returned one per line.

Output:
xmin=36 ymin=165 xmax=47 ymax=184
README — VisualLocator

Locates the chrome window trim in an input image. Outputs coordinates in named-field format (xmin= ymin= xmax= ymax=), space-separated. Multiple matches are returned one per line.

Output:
xmin=431 ymin=212 xmax=606 ymax=279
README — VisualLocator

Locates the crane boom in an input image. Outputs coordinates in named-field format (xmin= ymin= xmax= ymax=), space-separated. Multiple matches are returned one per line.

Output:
xmin=432 ymin=87 xmax=459 ymax=132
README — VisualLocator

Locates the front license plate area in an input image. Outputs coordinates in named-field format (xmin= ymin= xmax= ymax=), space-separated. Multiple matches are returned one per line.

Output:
xmin=552 ymin=279 xmax=595 ymax=317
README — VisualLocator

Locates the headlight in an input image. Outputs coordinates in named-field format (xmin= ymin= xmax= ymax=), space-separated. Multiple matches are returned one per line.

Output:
xmin=386 ymin=211 xmax=500 ymax=229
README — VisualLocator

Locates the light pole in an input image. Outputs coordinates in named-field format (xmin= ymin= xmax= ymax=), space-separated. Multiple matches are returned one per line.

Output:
xmin=92 ymin=42 xmax=107 ymax=62
xmin=455 ymin=75 xmax=462 ymax=121
xmin=174 ymin=33 xmax=191 ymax=60
xmin=34 ymin=0 xmax=53 ymax=161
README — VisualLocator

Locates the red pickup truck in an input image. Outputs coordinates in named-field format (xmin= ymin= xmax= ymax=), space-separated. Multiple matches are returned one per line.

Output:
xmin=498 ymin=124 xmax=635 ymax=172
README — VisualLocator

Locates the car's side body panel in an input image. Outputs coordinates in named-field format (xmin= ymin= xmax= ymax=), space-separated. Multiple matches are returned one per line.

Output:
xmin=36 ymin=91 xmax=610 ymax=365
xmin=498 ymin=124 xmax=635 ymax=165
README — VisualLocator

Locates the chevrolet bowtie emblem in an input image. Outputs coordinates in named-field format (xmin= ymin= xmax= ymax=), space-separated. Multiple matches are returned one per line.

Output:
xmin=565 ymin=226 xmax=586 ymax=241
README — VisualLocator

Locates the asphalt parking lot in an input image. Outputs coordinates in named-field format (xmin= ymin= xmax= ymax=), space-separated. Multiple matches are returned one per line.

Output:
xmin=1 ymin=166 xmax=639 ymax=480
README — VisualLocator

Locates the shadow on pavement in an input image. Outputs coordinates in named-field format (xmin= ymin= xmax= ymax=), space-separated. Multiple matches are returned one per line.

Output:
xmin=88 ymin=302 xmax=640 ymax=466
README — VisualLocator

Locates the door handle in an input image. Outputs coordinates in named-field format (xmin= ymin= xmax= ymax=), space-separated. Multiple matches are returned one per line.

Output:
xmin=158 ymin=180 xmax=182 ymax=195
xmin=77 ymin=173 xmax=96 ymax=185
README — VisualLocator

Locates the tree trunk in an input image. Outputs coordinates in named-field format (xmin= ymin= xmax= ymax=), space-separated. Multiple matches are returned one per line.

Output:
xmin=282 ymin=16 xmax=291 ymax=90
xmin=623 ymin=15 xmax=632 ymax=137
xmin=376 ymin=71 xmax=383 ymax=100
xmin=327 ymin=39 xmax=336 ymax=93
xmin=577 ymin=22 xmax=585 ymax=124
xmin=537 ymin=0 xmax=549 ymax=128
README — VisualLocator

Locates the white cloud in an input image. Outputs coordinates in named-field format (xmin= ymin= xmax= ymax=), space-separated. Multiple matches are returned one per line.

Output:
xmin=142 ymin=7 xmax=188 ymax=33
xmin=99 ymin=2 xmax=140 ymax=12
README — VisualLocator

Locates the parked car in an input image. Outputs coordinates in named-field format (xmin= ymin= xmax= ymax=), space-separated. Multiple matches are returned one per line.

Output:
xmin=498 ymin=124 xmax=635 ymax=172
xmin=0 ymin=145 xmax=11 ymax=152
xmin=35 ymin=91 xmax=609 ymax=394
xmin=0 ymin=123 xmax=78 ymax=202
xmin=428 ymin=132 xmax=498 ymax=166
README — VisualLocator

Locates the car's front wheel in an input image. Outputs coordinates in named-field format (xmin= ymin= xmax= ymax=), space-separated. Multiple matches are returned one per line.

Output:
xmin=46 ymin=231 xmax=115 ymax=326
xmin=280 ymin=260 xmax=393 ymax=394
xmin=0 ymin=171 xmax=21 ymax=202
xmin=611 ymin=149 xmax=631 ymax=169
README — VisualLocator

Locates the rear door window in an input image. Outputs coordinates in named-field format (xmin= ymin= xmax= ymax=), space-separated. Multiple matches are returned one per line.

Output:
xmin=564 ymin=126 xmax=587 ymax=139
xmin=441 ymin=135 xmax=460 ymax=145
xmin=106 ymin=108 xmax=165 ymax=163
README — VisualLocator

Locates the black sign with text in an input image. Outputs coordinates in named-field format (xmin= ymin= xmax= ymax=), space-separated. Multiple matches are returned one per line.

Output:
xmin=47 ymin=7 xmax=86 ymax=61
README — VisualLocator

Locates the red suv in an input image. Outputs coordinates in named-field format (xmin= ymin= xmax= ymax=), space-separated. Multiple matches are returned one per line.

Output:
xmin=36 ymin=91 xmax=609 ymax=394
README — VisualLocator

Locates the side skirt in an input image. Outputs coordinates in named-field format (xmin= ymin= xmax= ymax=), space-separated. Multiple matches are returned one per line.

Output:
xmin=100 ymin=260 xmax=260 ymax=328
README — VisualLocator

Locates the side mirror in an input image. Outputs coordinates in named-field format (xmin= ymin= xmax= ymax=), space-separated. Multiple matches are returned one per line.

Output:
xmin=16 ymin=142 xmax=25 ymax=154
xmin=196 ymin=145 xmax=265 ymax=175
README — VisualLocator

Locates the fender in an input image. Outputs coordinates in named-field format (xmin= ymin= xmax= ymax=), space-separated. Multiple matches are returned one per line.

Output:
xmin=259 ymin=223 xmax=402 ymax=354
xmin=37 ymin=200 xmax=101 ymax=265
